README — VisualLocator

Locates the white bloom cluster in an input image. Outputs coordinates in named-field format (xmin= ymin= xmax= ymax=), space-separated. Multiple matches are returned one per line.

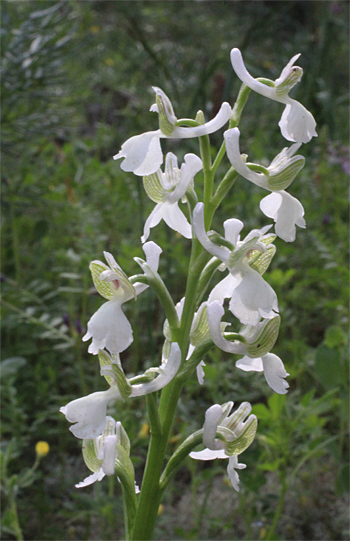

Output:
xmin=61 ymin=47 xmax=315 ymax=495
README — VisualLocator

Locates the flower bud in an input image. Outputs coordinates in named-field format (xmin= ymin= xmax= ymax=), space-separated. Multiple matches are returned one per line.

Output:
xmin=151 ymin=87 xmax=177 ymax=136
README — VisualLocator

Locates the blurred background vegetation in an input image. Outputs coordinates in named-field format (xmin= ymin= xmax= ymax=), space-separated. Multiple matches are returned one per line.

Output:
xmin=1 ymin=1 xmax=349 ymax=540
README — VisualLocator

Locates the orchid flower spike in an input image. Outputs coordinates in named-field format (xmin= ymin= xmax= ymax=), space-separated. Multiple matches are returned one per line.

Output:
xmin=141 ymin=152 xmax=202 ymax=242
xmin=190 ymin=402 xmax=257 ymax=491
xmin=224 ymin=128 xmax=306 ymax=242
xmin=193 ymin=203 xmax=278 ymax=325
xmin=230 ymin=48 xmax=317 ymax=143
xmin=114 ymin=87 xmax=232 ymax=176
xmin=60 ymin=343 xmax=181 ymax=440
xmin=83 ymin=242 xmax=162 ymax=355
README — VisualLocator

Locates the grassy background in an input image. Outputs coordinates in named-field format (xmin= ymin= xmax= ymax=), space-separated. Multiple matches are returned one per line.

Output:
xmin=1 ymin=1 xmax=349 ymax=540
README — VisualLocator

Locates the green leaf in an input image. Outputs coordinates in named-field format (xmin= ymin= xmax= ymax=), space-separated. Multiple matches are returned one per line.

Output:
xmin=268 ymin=393 xmax=286 ymax=419
xmin=324 ymin=325 xmax=347 ymax=348
xmin=252 ymin=403 xmax=271 ymax=421
xmin=315 ymin=345 xmax=342 ymax=389
xmin=258 ymin=459 xmax=282 ymax=471
xmin=0 ymin=357 xmax=27 ymax=379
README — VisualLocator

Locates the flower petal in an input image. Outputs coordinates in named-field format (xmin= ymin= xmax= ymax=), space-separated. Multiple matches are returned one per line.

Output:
xmin=168 ymin=153 xmax=203 ymax=203
xmin=260 ymin=191 xmax=305 ymax=242
xmin=262 ymin=353 xmax=289 ymax=394
xmin=189 ymin=448 xmax=228 ymax=461
xmin=172 ymin=102 xmax=232 ymax=138
xmin=207 ymin=301 xmax=246 ymax=354
xmin=142 ymin=241 xmax=162 ymax=272
xmin=114 ymin=130 xmax=163 ymax=176
xmin=162 ymin=202 xmax=192 ymax=239
xmin=203 ymin=404 xmax=225 ymax=451
xmin=223 ymin=217 xmax=244 ymax=246
xmin=227 ymin=455 xmax=246 ymax=492
xmin=224 ymin=128 xmax=268 ymax=189
xmin=208 ymin=273 xmax=241 ymax=305
xmin=193 ymin=203 xmax=230 ymax=264
xmin=230 ymin=48 xmax=276 ymax=100
xmin=102 ymin=435 xmax=118 ymax=476
xmin=229 ymin=262 xmax=278 ymax=325
xmin=60 ymin=386 xmax=121 ymax=439
xmin=279 ymin=100 xmax=317 ymax=144
xmin=236 ymin=355 xmax=264 ymax=372
xmin=196 ymin=360 xmax=206 ymax=385
xmin=75 ymin=469 xmax=105 ymax=488
xmin=130 ymin=342 xmax=181 ymax=396
xmin=83 ymin=299 xmax=133 ymax=355
xmin=141 ymin=203 xmax=165 ymax=243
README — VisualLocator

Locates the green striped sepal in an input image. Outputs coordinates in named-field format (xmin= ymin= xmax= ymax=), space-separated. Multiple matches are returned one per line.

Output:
xmin=268 ymin=156 xmax=305 ymax=191
xmin=275 ymin=66 xmax=303 ymax=97
xmin=190 ymin=303 xmax=210 ymax=346
xmin=90 ymin=261 xmax=114 ymax=300
xmin=219 ymin=402 xmax=257 ymax=456
xmin=143 ymin=171 xmax=168 ymax=203
xmin=228 ymin=235 xmax=260 ymax=268
xmin=242 ymin=316 xmax=280 ymax=358
xmin=90 ymin=260 xmax=135 ymax=301
xmin=98 ymin=350 xmax=132 ymax=400
xmin=154 ymin=87 xmax=177 ymax=136
xmin=248 ymin=235 xmax=276 ymax=275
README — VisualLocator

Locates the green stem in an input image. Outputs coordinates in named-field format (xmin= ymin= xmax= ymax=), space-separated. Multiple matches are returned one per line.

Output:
xmin=146 ymin=393 xmax=163 ymax=436
xmin=131 ymin=379 xmax=183 ymax=540
xmin=265 ymin=473 xmax=287 ymax=540
xmin=229 ymin=84 xmax=251 ymax=129
xmin=9 ymin=498 xmax=24 ymax=541
xmin=159 ymin=430 xmax=204 ymax=494
xmin=199 ymin=133 xmax=214 ymax=228
xmin=131 ymin=119 xmax=218 ymax=540
xmin=131 ymin=239 xmax=209 ymax=540
xmin=207 ymin=167 xmax=238 ymax=226
xmin=129 ymin=273 xmax=179 ymax=339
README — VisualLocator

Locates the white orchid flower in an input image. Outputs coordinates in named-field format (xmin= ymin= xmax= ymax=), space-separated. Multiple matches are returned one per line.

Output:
xmin=224 ymin=128 xmax=306 ymax=242
xmin=114 ymin=87 xmax=232 ymax=176
xmin=60 ymin=342 xmax=181 ymax=439
xmin=230 ymin=48 xmax=317 ymax=144
xmin=206 ymin=301 xmax=288 ymax=394
xmin=83 ymin=242 xmax=162 ymax=355
xmin=141 ymin=152 xmax=202 ymax=242
xmin=190 ymin=402 xmax=257 ymax=491
xmin=193 ymin=203 xmax=278 ymax=325
xmin=236 ymin=353 xmax=289 ymax=395
xmin=75 ymin=416 xmax=126 ymax=487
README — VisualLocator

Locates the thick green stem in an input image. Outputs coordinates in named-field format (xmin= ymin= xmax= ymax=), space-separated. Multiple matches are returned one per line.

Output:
xmin=131 ymin=379 xmax=183 ymax=540
xmin=131 ymin=237 xmax=209 ymax=540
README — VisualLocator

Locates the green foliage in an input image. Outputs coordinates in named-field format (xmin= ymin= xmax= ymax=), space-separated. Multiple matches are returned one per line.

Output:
xmin=1 ymin=1 xmax=349 ymax=540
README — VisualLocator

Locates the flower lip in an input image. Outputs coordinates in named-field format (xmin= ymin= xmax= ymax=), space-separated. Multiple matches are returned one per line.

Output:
xmin=230 ymin=48 xmax=317 ymax=144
